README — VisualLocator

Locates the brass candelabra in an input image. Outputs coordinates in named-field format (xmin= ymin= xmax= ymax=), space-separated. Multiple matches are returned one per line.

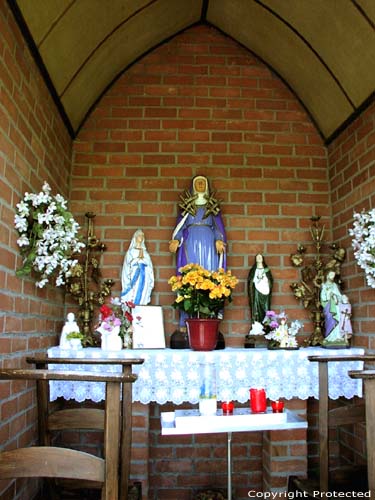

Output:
xmin=290 ymin=215 xmax=346 ymax=346
xmin=65 ymin=212 xmax=114 ymax=342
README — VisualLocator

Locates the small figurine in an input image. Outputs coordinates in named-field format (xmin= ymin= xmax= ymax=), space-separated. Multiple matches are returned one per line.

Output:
xmin=60 ymin=312 xmax=80 ymax=349
xmin=248 ymin=254 xmax=273 ymax=324
xmin=320 ymin=270 xmax=350 ymax=347
xmin=339 ymin=294 xmax=353 ymax=344
xmin=277 ymin=316 xmax=289 ymax=348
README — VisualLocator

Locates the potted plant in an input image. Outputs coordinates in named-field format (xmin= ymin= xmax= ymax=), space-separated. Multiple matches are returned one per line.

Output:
xmin=168 ymin=264 xmax=238 ymax=350
xmin=96 ymin=297 xmax=135 ymax=349
xmin=14 ymin=181 xmax=85 ymax=288
xmin=349 ymin=208 xmax=375 ymax=288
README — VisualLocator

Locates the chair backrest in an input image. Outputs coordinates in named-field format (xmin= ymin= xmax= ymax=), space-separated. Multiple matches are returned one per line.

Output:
xmin=0 ymin=368 xmax=137 ymax=500
xmin=308 ymin=355 xmax=375 ymax=492
xmin=26 ymin=355 xmax=144 ymax=499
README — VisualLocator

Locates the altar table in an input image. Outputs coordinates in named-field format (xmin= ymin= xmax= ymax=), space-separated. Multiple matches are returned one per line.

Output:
xmin=47 ymin=346 xmax=365 ymax=404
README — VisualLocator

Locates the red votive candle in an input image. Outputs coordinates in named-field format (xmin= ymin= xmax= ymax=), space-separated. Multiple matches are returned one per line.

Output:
xmin=222 ymin=401 xmax=234 ymax=414
xmin=250 ymin=388 xmax=267 ymax=413
xmin=271 ymin=400 xmax=284 ymax=413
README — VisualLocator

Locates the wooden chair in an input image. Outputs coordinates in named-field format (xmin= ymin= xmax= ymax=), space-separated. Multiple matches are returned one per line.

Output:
xmin=0 ymin=368 xmax=137 ymax=500
xmin=289 ymin=354 xmax=375 ymax=495
xmin=26 ymin=355 xmax=144 ymax=500
xmin=349 ymin=369 xmax=375 ymax=497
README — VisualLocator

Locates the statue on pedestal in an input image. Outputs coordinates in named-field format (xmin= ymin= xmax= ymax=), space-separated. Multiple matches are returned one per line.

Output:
xmin=169 ymin=175 xmax=227 ymax=348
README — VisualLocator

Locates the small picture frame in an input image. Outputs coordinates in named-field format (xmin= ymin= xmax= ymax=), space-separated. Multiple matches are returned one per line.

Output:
xmin=132 ymin=305 xmax=166 ymax=349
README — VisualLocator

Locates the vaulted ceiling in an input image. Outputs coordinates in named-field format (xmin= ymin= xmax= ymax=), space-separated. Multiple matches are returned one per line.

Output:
xmin=10 ymin=0 xmax=375 ymax=142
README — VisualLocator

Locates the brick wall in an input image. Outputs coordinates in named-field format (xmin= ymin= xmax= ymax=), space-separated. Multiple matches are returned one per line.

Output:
xmin=72 ymin=24 xmax=330 ymax=347
xmin=71 ymin=25 xmax=330 ymax=499
xmin=328 ymin=102 xmax=375 ymax=351
xmin=69 ymin=23 xmax=373 ymax=500
xmin=0 ymin=2 xmax=72 ymax=499
xmin=326 ymin=101 xmax=375 ymax=470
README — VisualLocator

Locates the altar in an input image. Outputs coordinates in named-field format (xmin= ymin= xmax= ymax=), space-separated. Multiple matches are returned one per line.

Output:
xmin=46 ymin=345 xmax=365 ymax=496
xmin=47 ymin=346 xmax=365 ymax=403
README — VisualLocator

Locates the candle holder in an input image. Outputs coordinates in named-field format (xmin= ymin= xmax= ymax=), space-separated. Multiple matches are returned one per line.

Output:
xmin=249 ymin=388 xmax=267 ymax=413
xmin=271 ymin=400 xmax=285 ymax=413
xmin=199 ymin=361 xmax=217 ymax=416
xmin=221 ymin=401 xmax=234 ymax=414
xmin=290 ymin=215 xmax=346 ymax=346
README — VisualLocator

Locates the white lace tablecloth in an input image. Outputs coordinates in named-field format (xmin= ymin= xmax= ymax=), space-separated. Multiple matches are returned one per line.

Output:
xmin=47 ymin=346 xmax=365 ymax=404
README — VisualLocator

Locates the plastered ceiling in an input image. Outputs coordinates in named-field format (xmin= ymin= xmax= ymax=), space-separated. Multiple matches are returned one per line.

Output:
xmin=10 ymin=0 xmax=375 ymax=142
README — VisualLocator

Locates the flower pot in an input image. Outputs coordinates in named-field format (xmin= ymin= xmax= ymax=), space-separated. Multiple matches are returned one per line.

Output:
xmin=186 ymin=318 xmax=220 ymax=351
xmin=69 ymin=338 xmax=83 ymax=350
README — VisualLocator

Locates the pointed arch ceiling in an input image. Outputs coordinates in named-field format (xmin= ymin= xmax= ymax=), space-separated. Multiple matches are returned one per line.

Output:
xmin=10 ymin=0 xmax=375 ymax=142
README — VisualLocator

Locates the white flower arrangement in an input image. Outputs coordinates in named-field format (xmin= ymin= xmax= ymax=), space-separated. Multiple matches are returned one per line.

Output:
xmin=349 ymin=208 xmax=375 ymax=288
xmin=14 ymin=182 xmax=85 ymax=288
xmin=261 ymin=310 xmax=303 ymax=348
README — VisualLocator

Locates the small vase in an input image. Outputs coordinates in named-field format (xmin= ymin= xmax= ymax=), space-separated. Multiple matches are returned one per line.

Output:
xmin=69 ymin=338 xmax=82 ymax=350
xmin=186 ymin=318 xmax=220 ymax=351
xmin=101 ymin=325 xmax=122 ymax=351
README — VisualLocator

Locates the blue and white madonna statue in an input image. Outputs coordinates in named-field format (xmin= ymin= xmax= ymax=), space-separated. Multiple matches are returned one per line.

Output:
xmin=121 ymin=229 xmax=154 ymax=305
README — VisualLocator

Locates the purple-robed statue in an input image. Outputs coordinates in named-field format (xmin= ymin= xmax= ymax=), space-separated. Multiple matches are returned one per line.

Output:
xmin=169 ymin=175 xmax=227 ymax=329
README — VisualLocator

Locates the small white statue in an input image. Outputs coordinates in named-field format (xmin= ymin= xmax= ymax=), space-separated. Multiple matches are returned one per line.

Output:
xmin=60 ymin=312 xmax=80 ymax=349
xmin=277 ymin=317 xmax=289 ymax=348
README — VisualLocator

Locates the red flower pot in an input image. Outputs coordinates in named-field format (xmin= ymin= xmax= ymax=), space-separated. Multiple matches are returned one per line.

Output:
xmin=186 ymin=318 xmax=220 ymax=351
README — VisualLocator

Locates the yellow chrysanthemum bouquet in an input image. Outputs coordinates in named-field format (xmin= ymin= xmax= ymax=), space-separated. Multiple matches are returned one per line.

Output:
xmin=168 ymin=263 xmax=238 ymax=318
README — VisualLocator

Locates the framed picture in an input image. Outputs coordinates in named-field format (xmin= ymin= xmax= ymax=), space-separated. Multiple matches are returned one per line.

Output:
xmin=132 ymin=305 xmax=166 ymax=349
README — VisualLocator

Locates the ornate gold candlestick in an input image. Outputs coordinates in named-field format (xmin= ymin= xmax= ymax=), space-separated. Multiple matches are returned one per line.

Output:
xmin=290 ymin=215 xmax=346 ymax=346
xmin=66 ymin=212 xmax=114 ymax=342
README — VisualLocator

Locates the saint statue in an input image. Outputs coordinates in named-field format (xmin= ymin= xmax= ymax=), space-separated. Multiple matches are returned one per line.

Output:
xmin=121 ymin=229 xmax=154 ymax=305
xmin=320 ymin=270 xmax=350 ymax=346
xmin=169 ymin=175 xmax=227 ymax=333
xmin=339 ymin=294 xmax=353 ymax=344
xmin=60 ymin=312 xmax=80 ymax=349
xmin=247 ymin=253 xmax=273 ymax=324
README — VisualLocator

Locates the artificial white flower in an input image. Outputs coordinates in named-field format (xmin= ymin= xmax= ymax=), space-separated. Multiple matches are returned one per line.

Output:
xmin=248 ymin=321 xmax=265 ymax=336
xmin=14 ymin=214 xmax=28 ymax=232
xmin=349 ymin=208 xmax=375 ymax=288
xmin=15 ymin=201 xmax=29 ymax=217
xmin=16 ymin=235 xmax=29 ymax=247
xmin=289 ymin=320 xmax=303 ymax=336
xmin=14 ymin=182 xmax=85 ymax=288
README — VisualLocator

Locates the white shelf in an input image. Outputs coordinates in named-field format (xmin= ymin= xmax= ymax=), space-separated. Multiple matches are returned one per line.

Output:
xmin=161 ymin=408 xmax=307 ymax=435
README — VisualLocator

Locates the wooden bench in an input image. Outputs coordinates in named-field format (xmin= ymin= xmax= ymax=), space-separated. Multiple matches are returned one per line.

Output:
xmin=349 ymin=368 xmax=375 ymax=496
xmin=289 ymin=354 xmax=375 ymax=495
xmin=0 ymin=368 xmax=137 ymax=500
xmin=26 ymin=355 xmax=144 ymax=499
